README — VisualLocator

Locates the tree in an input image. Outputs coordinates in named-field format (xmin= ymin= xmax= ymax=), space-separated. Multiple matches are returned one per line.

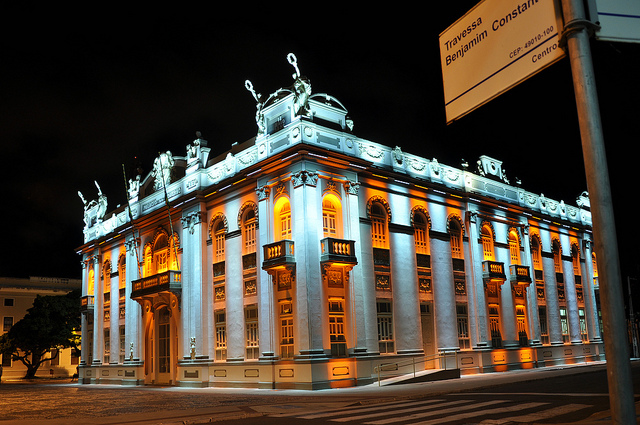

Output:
xmin=0 ymin=289 xmax=81 ymax=379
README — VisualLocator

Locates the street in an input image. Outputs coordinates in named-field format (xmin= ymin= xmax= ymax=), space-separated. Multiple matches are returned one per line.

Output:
xmin=0 ymin=361 xmax=638 ymax=425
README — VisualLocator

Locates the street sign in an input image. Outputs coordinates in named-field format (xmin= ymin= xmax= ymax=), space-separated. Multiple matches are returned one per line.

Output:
xmin=440 ymin=0 xmax=566 ymax=123
xmin=591 ymin=0 xmax=640 ymax=43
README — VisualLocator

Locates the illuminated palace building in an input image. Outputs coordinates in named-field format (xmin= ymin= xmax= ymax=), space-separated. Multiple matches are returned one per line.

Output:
xmin=77 ymin=54 xmax=603 ymax=389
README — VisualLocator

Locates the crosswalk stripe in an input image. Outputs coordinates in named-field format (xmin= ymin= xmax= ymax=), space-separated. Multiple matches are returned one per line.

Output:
xmin=273 ymin=399 xmax=431 ymax=418
xmin=478 ymin=403 xmax=590 ymax=424
xmin=293 ymin=399 xmax=446 ymax=420
xmin=404 ymin=402 xmax=548 ymax=425
xmin=329 ymin=400 xmax=470 ymax=422
xmin=362 ymin=400 xmax=508 ymax=425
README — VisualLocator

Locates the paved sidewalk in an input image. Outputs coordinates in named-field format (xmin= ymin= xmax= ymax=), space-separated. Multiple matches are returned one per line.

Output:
xmin=0 ymin=361 xmax=637 ymax=425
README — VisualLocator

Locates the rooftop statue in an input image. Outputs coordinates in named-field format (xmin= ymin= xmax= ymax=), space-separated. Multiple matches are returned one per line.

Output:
xmin=152 ymin=151 xmax=175 ymax=191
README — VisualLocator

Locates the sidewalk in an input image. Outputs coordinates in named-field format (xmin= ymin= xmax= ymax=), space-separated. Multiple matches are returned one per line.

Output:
xmin=0 ymin=361 xmax=637 ymax=425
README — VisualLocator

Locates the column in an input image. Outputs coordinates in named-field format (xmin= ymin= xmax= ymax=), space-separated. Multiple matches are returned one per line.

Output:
xmin=561 ymin=237 xmax=582 ymax=344
xmin=225 ymin=215 xmax=245 ymax=361
xmin=541 ymin=232 xmax=563 ymax=345
xmin=256 ymin=185 xmax=275 ymax=357
xmin=91 ymin=253 xmax=103 ymax=364
xmin=581 ymin=237 xmax=601 ymax=342
xmin=466 ymin=210 xmax=489 ymax=347
xmin=388 ymin=195 xmax=422 ymax=354
xmin=80 ymin=257 xmax=90 ymax=365
xmin=343 ymin=180 xmax=372 ymax=354
xmin=522 ymin=224 xmax=542 ymax=345
xmin=291 ymin=170 xmax=324 ymax=357
xmin=125 ymin=235 xmax=142 ymax=362
xmin=181 ymin=208 xmax=205 ymax=359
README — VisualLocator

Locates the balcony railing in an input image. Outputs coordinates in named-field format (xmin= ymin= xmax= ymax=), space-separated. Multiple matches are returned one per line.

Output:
xmin=482 ymin=260 xmax=506 ymax=281
xmin=131 ymin=270 xmax=181 ymax=299
xmin=80 ymin=295 xmax=94 ymax=314
xmin=262 ymin=240 xmax=295 ymax=270
xmin=320 ymin=238 xmax=357 ymax=265
xmin=509 ymin=264 xmax=532 ymax=285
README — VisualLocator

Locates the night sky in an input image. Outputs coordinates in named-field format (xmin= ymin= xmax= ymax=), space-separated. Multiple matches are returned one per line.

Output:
xmin=1 ymin=7 xmax=638 ymax=284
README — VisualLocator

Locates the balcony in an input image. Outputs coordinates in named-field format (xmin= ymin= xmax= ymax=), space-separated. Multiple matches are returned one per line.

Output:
xmin=131 ymin=270 xmax=182 ymax=299
xmin=320 ymin=238 xmax=357 ymax=266
xmin=80 ymin=295 xmax=94 ymax=314
xmin=482 ymin=260 xmax=506 ymax=281
xmin=262 ymin=240 xmax=295 ymax=270
xmin=509 ymin=264 xmax=532 ymax=285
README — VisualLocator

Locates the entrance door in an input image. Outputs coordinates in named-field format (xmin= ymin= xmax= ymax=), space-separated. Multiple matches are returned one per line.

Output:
xmin=156 ymin=307 xmax=172 ymax=384
xmin=421 ymin=303 xmax=435 ymax=368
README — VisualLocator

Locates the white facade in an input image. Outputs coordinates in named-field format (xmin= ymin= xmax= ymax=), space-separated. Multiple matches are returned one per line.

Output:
xmin=77 ymin=54 xmax=603 ymax=389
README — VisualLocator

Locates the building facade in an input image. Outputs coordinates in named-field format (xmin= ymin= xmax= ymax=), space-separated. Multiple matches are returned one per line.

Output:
xmin=1 ymin=276 xmax=81 ymax=380
xmin=77 ymin=54 xmax=603 ymax=389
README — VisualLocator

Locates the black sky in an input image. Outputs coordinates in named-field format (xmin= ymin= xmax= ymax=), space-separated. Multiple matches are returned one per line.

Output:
xmin=1 ymin=8 xmax=638 ymax=282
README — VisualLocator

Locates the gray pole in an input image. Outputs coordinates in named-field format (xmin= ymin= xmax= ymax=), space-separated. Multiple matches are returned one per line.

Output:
xmin=560 ymin=0 xmax=636 ymax=423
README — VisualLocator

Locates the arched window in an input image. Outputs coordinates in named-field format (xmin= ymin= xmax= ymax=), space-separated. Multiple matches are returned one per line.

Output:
xmin=103 ymin=261 xmax=111 ymax=293
xmin=450 ymin=219 xmax=463 ymax=259
xmin=572 ymin=245 xmax=581 ymax=276
xmin=508 ymin=230 xmax=520 ymax=265
xmin=275 ymin=197 xmax=292 ymax=241
xmin=154 ymin=233 xmax=169 ymax=274
xmin=213 ymin=219 xmax=226 ymax=263
xmin=242 ymin=208 xmax=257 ymax=254
xmin=531 ymin=237 xmax=542 ymax=270
xmin=481 ymin=225 xmax=494 ymax=261
xmin=553 ymin=240 xmax=562 ymax=273
xmin=322 ymin=194 xmax=343 ymax=239
xmin=414 ymin=211 xmax=429 ymax=255
xmin=88 ymin=267 xmax=95 ymax=295
xmin=143 ymin=245 xmax=153 ymax=277
xmin=119 ymin=255 xmax=126 ymax=290
xmin=371 ymin=202 xmax=388 ymax=249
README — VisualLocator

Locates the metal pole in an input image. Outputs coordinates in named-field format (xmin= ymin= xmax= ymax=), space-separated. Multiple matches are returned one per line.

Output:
xmin=560 ymin=0 xmax=635 ymax=423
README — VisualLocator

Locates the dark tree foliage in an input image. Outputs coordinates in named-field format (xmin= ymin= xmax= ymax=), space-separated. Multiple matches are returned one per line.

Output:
xmin=0 ymin=289 xmax=81 ymax=378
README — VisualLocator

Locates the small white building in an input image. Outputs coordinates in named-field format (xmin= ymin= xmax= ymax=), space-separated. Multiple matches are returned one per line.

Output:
xmin=77 ymin=53 xmax=603 ymax=389
xmin=0 ymin=276 xmax=81 ymax=380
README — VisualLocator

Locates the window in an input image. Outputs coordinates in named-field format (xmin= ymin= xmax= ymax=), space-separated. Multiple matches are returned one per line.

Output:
xmin=516 ymin=305 xmax=528 ymax=346
xmin=119 ymin=325 xmax=126 ymax=363
xmin=3 ymin=316 xmax=13 ymax=332
xmin=274 ymin=198 xmax=292 ymax=241
xmin=560 ymin=307 xmax=569 ymax=343
xmin=104 ymin=328 xmax=110 ymax=364
xmin=456 ymin=304 xmax=470 ymax=349
xmin=245 ymin=305 xmax=259 ymax=360
xmin=489 ymin=304 xmax=502 ymax=348
xmin=322 ymin=195 xmax=341 ymax=238
xmin=279 ymin=301 xmax=294 ymax=359
xmin=414 ymin=212 xmax=429 ymax=255
xmin=329 ymin=298 xmax=346 ymax=356
xmin=242 ymin=208 xmax=257 ymax=254
xmin=539 ymin=306 xmax=549 ymax=344
xmin=579 ymin=308 xmax=588 ymax=341
xmin=572 ymin=246 xmax=581 ymax=276
xmin=213 ymin=220 xmax=226 ymax=263
xmin=371 ymin=203 xmax=388 ymax=249
xmin=531 ymin=237 xmax=542 ymax=270
xmin=155 ymin=235 xmax=169 ymax=274
xmin=509 ymin=230 xmax=520 ymax=265
xmin=119 ymin=255 xmax=126 ymax=300
xmin=553 ymin=241 xmax=562 ymax=273
xmin=88 ymin=268 xmax=95 ymax=295
xmin=214 ymin=310 xmax=227 ymax=361
xmin=3 ymin=298 xmax=14 ymax=307
xmin=450 ymin=219 xmax=463 ymax=259
xmin=481 ymin=226 xmax=494 ymax=261
xmin=377 ymin=300 xmax=394 ymax=354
